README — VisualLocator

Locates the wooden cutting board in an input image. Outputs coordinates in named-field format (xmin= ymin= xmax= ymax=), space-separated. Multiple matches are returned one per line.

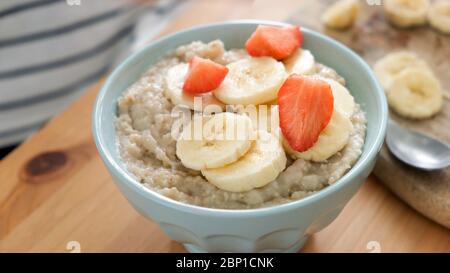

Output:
xmin=290 ymin=0 xmax=450 ymax=228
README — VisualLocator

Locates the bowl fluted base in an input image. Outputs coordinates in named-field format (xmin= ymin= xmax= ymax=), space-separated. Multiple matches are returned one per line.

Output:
xmin=183 ymin=236 xmax=308 ymax=253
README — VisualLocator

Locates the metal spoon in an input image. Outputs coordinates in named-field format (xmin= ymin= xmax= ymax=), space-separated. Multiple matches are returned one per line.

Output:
xmin=386 ymin=119 xmax=450 ymax=171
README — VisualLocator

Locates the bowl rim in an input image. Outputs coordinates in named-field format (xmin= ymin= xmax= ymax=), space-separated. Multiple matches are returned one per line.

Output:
xmin=93 ymin=20 xmax=388 ymax=217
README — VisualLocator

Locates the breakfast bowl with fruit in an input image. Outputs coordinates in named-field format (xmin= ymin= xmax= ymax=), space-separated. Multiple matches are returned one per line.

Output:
xmin=93 ymin=20 xmax=387 ymax=252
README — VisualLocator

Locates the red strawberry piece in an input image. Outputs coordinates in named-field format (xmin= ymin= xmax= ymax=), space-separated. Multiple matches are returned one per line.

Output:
xmin=278 ymin=75 xmax=334 ymax=152
xmin=245 ymin=25 xmax=303 ymax=60
xmin=182 ymin=56 xmax=229 ymax=94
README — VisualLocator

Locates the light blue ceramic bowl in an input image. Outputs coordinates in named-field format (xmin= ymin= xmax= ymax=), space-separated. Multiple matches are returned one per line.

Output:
xmin=93 ymin=20 xmax=387 ymax=253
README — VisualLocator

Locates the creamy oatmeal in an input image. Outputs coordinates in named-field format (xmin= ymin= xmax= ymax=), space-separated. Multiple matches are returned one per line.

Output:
xmin=115 ymin=39 xmax=366 ymax=209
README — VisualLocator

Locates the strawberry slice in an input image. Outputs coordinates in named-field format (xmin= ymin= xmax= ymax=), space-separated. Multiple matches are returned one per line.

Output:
xmin=245 ymin=25 xmax=303 ymax=60
xmin=278 ymin=75 xmax=334 ymax=152
xmin=183 ymin=56 xmax=229 ymax=94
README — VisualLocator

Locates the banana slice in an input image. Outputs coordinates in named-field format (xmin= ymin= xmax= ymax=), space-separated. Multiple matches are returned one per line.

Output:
xmin=284 ymin=110 xmax=353 ymax=162
xmin=202 ymin=130 xmax=287 ymax=192
xmin=428 ymin=0 xmax=450 ymax=34
xmin=373 ymin=51 xmax=430 ymax=91
xmin=321 ymin=0 xmax=360 ymax=29
xmin=319 ymin=77 xmax=355 ymax=118
xmin=213 ymin=57 xmax=287 ymax=105
xmin=176 ymin=112 xmax=254 ymax=170
xmin=164 ymin=63 xmax=224 ymax=112
xmin=384 ymin=0 xmax=429 ymax=27
xmin=283 ymin=49 xmax=316 ymax=75
xmin=246 ymin=105 xmax=280 ymax=137
xmin=387 ymin=67 xmax=443 ymax=119
xmin=443 ymin=90 xmax=450 ymax=100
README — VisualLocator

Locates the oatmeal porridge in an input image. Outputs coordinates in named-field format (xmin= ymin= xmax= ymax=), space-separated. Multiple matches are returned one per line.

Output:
xmin=115 ymin=25 xmax=366 ymax=209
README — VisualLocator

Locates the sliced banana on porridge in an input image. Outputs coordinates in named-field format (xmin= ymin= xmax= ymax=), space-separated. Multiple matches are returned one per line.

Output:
xmin=373 ymin=51 xmax=430 ymax=91
xmin=164 ymin=63 xmax=225 ymax=112
xmin=427 ymin=0 xmax=450 ymax=34
xmin=245 ymin=104 xmax=281 ymax=137
xmin=279 ymin=75 xmax=334 ymax=152
xmin=384 ymin=0 xmax=429 ymax=28
xmin=213 ymin=57 xmax=287 ymax=105
xmin=319 ymin=77 xmax=355 ymax=118
xmin=283 ymin=49 xmax=316 ymax=75
xmin=284 ymin=110 xmax=353 ymax=162
xmin=201 ymin=130 xmax=287 ymax=193
xmin=387 ymin=67 xmax=443 ymax=119
xmin=176 ymin=112 xmax=254 ymax=170
xmin=116 ymin=25 xmax=368 ymax=209
xmin=321 ymin=0 xmax=360 ymax=30
xmin=279 ymin=75 xmax=354 ymax=162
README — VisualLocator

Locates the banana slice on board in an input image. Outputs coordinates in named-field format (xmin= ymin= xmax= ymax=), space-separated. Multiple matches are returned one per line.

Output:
xmin=283 ymin=49 xmax=316 ymax=75
xmin=428 ymin=0 xmax=450 ymax=34
xmin=213 ymin=57 xmax=287 ymax=105
xmin=321 ymin=0 xmax=360 ymax=29
xmin=443 ymin=90 xmax=450 ymax=100
xmin=373 ymin=51 xmax=430 ymax=91
xmin=384 ymin=0 xmax=429 ymax=28
xmin=202 ymin=130 xmax=287 ymax=192
xmin=387 ymin=67 xmax=443 ymax=119
xmin=176 ymin=112 xmax=254 ymax=170
xmin=284 ymin=110 xmax=353 ymax=162
xmin=164 ymin=63 xmax=224 ymax=112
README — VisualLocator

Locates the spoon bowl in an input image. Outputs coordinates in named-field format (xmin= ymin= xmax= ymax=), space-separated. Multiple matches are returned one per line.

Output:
xmin=386 ymin=120 xmax=450 ymax=171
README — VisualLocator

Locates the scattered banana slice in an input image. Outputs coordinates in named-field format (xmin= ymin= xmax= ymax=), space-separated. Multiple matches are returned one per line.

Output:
xmin=373 ymin=51 xmax=430 ymax=91
xmin=213 ymin=57 xmax=287 ymax=105
xmin=384 ymin=0 xmax=429 ymax=28
xmin=283 ymin=49 xmax=316 ymax=75
xmin=284 ymin=110 xmax=353 ymax=162
xmin=176 ymin=112 xmax=254 ymax=171
xmin=387 ymin=67 xmax=443 ymax=119
xmin=428 ymin=0 xmax=450 ymax=34
xmin=202 ymin=130 xmax=287 ymax=192
xmin=321 ymin=0 xmax=360 ymax=29
xmin=319 ymin=77 xmax=355 ymax=118
xmin=443 ymin=90 xmax=450 ymax=100
xmin=164 ymin=63 xmax=224 ymax=112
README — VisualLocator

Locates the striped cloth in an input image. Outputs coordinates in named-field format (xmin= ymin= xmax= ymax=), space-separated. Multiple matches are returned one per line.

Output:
xmin=0 ymin=0 xmax=182 ymax=149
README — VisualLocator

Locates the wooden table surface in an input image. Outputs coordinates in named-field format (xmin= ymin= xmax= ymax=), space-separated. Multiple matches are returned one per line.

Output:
xmin=0 ymin=0 xmax=449 ymax=253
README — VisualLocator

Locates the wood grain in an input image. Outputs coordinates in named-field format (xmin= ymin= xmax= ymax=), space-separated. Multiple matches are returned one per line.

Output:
xmin=0 ymin=0 xmax=449 ymax=253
